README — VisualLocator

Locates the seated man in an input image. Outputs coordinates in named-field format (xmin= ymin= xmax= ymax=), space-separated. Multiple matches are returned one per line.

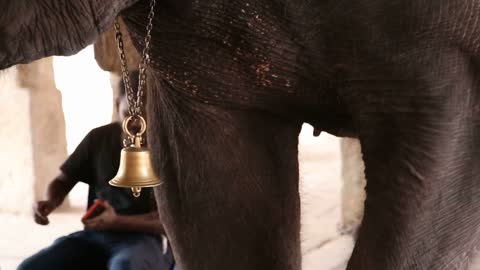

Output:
xmin=18 ymin=71 xmax=174 ymax=270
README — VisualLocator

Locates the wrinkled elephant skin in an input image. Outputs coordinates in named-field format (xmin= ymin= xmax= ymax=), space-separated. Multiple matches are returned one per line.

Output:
xmin=1 ymin=0 xmax=480 ymax=269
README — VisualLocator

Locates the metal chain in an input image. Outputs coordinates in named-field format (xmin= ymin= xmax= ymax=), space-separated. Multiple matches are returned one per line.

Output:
xmin=114 ymin=0 xmax=156 ymax=117
xmin=114 ymin=22 xmax=135 ymax=116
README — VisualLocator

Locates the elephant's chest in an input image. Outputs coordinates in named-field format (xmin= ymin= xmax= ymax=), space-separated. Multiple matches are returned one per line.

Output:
xmin=124 ymin=2 xmax=329 ymax=114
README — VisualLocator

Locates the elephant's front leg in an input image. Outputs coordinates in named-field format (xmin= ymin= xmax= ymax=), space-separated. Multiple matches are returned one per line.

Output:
xmin=346 ymin=76 xmax=480 ymax=269
xmin=148 ymin=86 xmax=303 ymax=270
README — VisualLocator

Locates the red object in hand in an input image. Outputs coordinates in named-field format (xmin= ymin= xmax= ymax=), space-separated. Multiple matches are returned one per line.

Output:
xmin=81 ymin=200 xmax=106 ymax=221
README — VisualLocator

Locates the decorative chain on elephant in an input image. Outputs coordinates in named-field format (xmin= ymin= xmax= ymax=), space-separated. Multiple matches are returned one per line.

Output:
xmin=2 ymin=0 xmax=480 ymax=269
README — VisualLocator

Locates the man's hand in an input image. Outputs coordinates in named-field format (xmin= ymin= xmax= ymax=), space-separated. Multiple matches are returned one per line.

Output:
xmin=83 ymin=201 xmax=118 ymax=231
xmin=33 ymin=172 xmax=77 ymax=225
xmin=33 ymin=200 xmax=56 ymax=225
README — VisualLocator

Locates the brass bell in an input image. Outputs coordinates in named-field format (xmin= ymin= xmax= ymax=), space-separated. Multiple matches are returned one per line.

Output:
xmin=109 ymin=116 xmax=161 ymax=197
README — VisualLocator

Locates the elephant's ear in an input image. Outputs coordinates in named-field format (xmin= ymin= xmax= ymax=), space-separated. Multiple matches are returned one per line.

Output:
xmin=0 ymin=0 xmax=140 ymax=70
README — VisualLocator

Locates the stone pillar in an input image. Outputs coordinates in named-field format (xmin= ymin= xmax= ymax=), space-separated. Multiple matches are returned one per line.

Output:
xmin=339 ymin=138 xmax=366 ymax=235
xmin=110 ymin=73 xmax=122 ymax=122
xmin=17 ymin=58 xmax=69 ymax=210
xmin=0 ymin=67 xmax=35 ymax=213
xmin=0 ymin=58 xmax=68 ymax=214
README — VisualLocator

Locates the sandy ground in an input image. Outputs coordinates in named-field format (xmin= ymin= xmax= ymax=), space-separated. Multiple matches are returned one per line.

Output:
xmin=0 ymin=125 xmax=354 ymax=270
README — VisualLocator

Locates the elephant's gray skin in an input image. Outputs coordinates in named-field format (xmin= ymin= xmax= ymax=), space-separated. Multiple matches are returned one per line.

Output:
xmin=2 ymin=0 xmax=480 ymax=269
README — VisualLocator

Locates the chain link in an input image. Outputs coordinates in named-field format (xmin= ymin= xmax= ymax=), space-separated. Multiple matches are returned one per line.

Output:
xmin=114 ymin=0 xmax=156 ymax=117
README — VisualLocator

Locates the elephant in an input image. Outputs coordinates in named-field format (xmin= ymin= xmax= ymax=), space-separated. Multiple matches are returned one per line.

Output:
xmin=2 ymin=0 xmax=480 ymax=269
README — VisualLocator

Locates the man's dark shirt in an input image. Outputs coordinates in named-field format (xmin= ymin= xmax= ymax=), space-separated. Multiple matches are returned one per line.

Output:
xmin=60 ymin=122 xmax=155 ymax=215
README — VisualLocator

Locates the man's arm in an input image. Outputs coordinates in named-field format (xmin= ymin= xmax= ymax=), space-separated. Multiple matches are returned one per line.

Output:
xmin=34 ymin=173 xmax=77 ymax=225
xmin=83 ymin=202 xmax=164 ymax=236
xmin=114 ymin=211 xmax=165 ymax=236
xmin=46 ymin=173 xmax=77 ymax=207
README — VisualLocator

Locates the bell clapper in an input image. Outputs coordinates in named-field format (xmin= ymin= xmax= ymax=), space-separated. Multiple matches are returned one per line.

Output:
xmin=131 ymin=187 xmax=142 ymax=198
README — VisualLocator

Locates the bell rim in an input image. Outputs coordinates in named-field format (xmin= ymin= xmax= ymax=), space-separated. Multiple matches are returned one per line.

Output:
xmin=108 ymin=179 xmax=162 ymax=188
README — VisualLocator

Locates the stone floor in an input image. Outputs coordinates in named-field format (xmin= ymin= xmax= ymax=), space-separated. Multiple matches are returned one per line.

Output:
xmin=0 ymin=126 xmax=354 ymax=270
